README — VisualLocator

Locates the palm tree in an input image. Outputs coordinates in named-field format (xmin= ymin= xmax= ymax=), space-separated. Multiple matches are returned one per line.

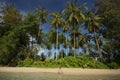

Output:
xmin=62 ymin=1 xmax=87 ymax=57
xmin=58 ymin=50 xmax=66 ymax=59
xmin=85 ymin=11 xmax=102 ymax=60
xmin=47 ymin=29 xmax=56 ymax=49
xmin=50 ymin=11 xmax=62 ymax=60
xmin=78 ymin=33 xmax=92 ymax=55
xmin=62 ymin=21 xmax=69 ymax=47
xmin=70 ymin=29 xmax=81 ymax=55
xmin=62 ymin=20 xmax=69 ymax=55
xmin=36 ymin=7 xmax=47 ymax=44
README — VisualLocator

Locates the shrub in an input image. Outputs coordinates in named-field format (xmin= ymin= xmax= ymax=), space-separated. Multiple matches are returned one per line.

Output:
xmin=107 ymin=62 xmax=120 ymax=69
xmin=63 ymin=56 xmax=79 ymax=67
xmin=94 ymin=61 xmax=108 ymax=69
xmin=17 ymin=56 xmax=116 ymax=69
xmin=17 ymin=60 xmax=23 ymax=67
xmin=23 ymin=58 xmax=33 ymax=67
xmin=59 ymin=58 xmax=70 ymax=67
xmin=32 ymin=61 xmax=43 ymax=67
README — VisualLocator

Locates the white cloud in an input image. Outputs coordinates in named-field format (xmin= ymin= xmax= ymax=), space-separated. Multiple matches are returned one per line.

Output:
xmin=37 ymin=48 xmax=45 ymax=55
xmin=20 ymin=10 xmax=27 ymax=16
xmin=20 ymin=10 xmax=28 ymax=19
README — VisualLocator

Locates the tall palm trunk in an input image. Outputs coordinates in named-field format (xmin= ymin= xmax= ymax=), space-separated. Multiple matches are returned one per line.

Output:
xmin=37 ymin=23 xmax=41 ymax=44
xmin=76 ymin=37 xmax=79 ymax=54
xmin=56 ymin=27 xmax=58 ymax=60
xmin=93 ymin=28 xmax=102 ymax=60
xmin=74 ymin=30 xmax=76 ymax=57
xmin=65 ymin=32 xmax=68 ymax=55
xmin=73 ymin=21 xmax=76 ymax=57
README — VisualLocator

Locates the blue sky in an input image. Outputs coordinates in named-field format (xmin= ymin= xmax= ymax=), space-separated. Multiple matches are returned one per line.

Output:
xmin=0 ymin=0 xmax=95 ymax=30
xmin=1 ymin=0 xmax=95 ymax=13
xmin=0 ymin=0 xmax=95 ymax=33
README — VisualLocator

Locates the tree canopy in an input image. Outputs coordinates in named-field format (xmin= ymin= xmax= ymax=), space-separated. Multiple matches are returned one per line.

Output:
xmin=0 ymin=0 xmax=120 ymax=68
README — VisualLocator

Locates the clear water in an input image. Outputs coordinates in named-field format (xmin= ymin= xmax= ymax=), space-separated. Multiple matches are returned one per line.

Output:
xmin=0 ymin=72 xmax=120 ymax=80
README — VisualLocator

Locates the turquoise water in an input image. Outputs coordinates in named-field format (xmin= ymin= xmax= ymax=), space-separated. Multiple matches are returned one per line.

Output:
xmin=0 ymin=72 xmax=120 ymax=80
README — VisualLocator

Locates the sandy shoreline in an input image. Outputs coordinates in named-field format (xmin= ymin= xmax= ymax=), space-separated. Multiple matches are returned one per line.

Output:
xmin=0 ymin=67 xmax=120 ymax=76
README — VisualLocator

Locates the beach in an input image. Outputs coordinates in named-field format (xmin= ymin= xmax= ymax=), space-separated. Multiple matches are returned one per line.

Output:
xmin=0 ymin=67 xmax=120 ymax=76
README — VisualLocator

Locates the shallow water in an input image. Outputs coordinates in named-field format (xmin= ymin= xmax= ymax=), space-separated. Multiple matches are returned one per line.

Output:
xmin=0 ymin=72 xmax=120 ymax=80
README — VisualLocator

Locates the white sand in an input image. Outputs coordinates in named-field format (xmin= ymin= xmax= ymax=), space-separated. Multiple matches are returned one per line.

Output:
xmin=0 ymin=67 xmax=120 ymax=76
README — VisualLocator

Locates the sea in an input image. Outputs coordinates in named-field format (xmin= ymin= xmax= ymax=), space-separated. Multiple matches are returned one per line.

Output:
xmin=0 ymin=72 xmax=120 ymax=80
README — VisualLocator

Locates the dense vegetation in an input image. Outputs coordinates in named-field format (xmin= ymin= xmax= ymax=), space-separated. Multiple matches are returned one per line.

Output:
xmin=18 ymin=56 xmax=114 ymax=69
xmin=0 ymin=0 xmax=120 ymax=69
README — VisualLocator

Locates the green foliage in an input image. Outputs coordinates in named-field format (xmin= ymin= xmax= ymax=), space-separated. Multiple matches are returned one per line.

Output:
xmin=107 ymin=62 xmax=120 ymax=69
xmin=17 ymin=60 xmax=24 ymax=67
xmin=17 ymin=58 xmax=33 ymax=67
xmin=0 ymin=1 xmax=120 ymax=69
xmin=32 ymin=61 xmax=43 ymax=67
xmin=96 ymin=0 xmax=120 ymax=57
xmin=23 ymin=58 xmax=33 ymax=67
xmin=2 ymin=5 xmax=21 ymax=27
xmin=0 ymin=30 xmax=19 ymax=64
xmin=17 ymin=56 xmax=111 ymax=68
xmin=60 ymin=56 xmax=108 ymax=68
xmin=40 ymin=53 xmax=46 ymax=61
xmin=0 ymin=5 xmax=30 ymax=65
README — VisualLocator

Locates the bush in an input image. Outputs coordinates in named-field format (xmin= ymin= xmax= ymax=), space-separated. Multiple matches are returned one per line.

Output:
xmin=59 ymin=58 xmax=70 ymax=67
xmin=94 ymin=61 xmax=108 ymax=69
xmin=107 ymin=62 xmax=120 ymax=69
xmin=17 ymin=60 xmax=23 ymax=67
xmin=63 ymin=56 xmax=79 ymax=67
xmin=17 ymin=56 xmax=118 ymax=69
xmin=31 ymin=61 xmax=43 ymax=67
xmin=61 ymin=56 xmax=108 ymax=68
xmin=23 ymin=58 xmax=33 ymax=67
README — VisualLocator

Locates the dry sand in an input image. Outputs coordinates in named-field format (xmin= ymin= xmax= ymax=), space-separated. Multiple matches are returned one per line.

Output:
xmin=0 ymin=67 xmax=120 ymax=76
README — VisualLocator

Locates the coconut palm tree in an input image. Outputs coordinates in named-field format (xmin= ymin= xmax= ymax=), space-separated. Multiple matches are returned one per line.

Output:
xmin=62 ymin=21 xmax=69 ymax=48
xmin=62 ymin=1 xmax=87 ymax=57
xmin=35 ymin=7 xmax=47 ymax=44
xmin=50 ymin=11 xmax=62 ymax=60
xmin=62 ymin=20 xmax=70 ymax=55
xmin=70 ymin=29 xmax=81 ymax=55
xmin=78 ymin=33 xmax=92 ymax=55
xmin=85 ymin=11 xmax=103 ymax=60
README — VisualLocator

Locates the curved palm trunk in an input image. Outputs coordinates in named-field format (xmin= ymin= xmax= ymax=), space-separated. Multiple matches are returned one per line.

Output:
xmin=56 ymin=27 xmax=58 ymax=60
xmin=93 ymin=28 xmax=102 ymax=60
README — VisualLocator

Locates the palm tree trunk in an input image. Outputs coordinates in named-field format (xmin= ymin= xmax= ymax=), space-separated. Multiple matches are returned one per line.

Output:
xmin=37 ymin=23 xmax=41 ymax=44
xmin=74 ymin=30 xmax=75 ymax=57
xmin=77 ymin=37 xmax=79 ymax=54
xmin=56 ymin=27 xmax=58 ymax=60
xmin=65 ymin=32 xmax=67 ymax=55
xmin=73 ymin=20 xmax=76 ymax=58
xmin=65 ymin=32 xmax=67 ymax=47
xmin=93 ymin=28 xmax=102 ymax=60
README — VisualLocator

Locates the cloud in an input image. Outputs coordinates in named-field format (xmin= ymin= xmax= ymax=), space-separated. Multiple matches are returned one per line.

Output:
xmin=19 ymin=10 xmax=28 ymax=20
xmin=37 ymin=48 xmax=45 ymax=55
xmin=20 ymin=10 xmax=27 ymax=16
